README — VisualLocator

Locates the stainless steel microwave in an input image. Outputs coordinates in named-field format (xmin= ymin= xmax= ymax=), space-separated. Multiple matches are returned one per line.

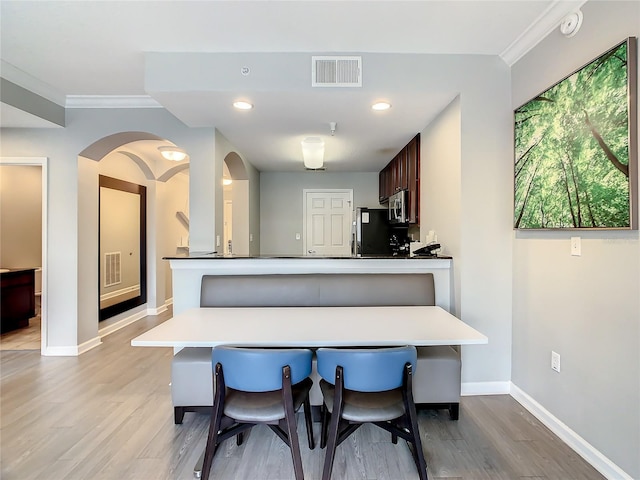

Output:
xmin=388 ymin=190 xmax=408 ymax=224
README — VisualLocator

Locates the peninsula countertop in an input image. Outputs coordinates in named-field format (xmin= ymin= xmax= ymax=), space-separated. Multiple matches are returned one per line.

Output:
xmin=164 ymin=252 xmax=452 ymax=260
xmin=166 ymin=254 xmax=454 ymax=315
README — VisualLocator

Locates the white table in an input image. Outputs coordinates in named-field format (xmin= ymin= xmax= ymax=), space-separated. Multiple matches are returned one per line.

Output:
xmin=131 ymin=305 xmax=488 ymax=348
xmin=131 ymin=306 xmax=487 ymax=478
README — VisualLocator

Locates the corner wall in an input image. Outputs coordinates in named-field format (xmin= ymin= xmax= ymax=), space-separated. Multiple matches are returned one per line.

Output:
xmin=511 ymin=2 xmax=640 ymax=477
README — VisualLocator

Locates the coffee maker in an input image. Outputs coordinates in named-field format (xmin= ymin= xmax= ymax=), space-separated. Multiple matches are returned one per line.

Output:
xmin=389 ymin=228 xmax=410 ymax=256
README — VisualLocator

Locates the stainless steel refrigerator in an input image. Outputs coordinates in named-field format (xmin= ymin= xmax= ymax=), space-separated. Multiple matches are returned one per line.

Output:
xmin=353 ymin=208 xmax=391 ymax=256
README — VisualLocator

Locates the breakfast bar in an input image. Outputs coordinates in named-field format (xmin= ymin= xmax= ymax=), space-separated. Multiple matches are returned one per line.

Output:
xmin=167 ymin=254 xmax=454 ymax=314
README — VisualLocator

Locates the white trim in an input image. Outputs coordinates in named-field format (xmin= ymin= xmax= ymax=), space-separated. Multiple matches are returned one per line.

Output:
xmin=0 ymin=157 xmax=48 ymax=355
xmin=499 ymin=0 xmax=588 ymax=66
xmin=510 ymin=383 xmax=632 ymax=480
xmin=65 ymin=95 xmax=163 ymax=109
xmin=78 ymin=336 xmax=102 ymax=354
xmin=100 ymin=284 xmax=140 ymax=302
xmin=41 ymin=335 xmax=101 ymax=356
xmin=147 ymin=298 xmax=172 ymax=316
xmin=97 ymin=298 xmax=172 ymax=338
xmin=461 ymin=381 xmax=511 ymax=396
xmin=98 ymin=309 xmax=148 ymax=338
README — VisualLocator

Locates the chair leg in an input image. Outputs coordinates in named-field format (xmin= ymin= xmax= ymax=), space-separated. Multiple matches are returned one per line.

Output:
xmin=303 ymin=396 xmax=315 ymax=450
xmin=320 ymin=404 xmax=328 ymax=449
xmin=201 ymin=401 xmax=224 ymax=480
xmin=406 ymin=402 xmax=428 ymax=480
xmin=283 ymin=392 xmax=304 ymax=480
xmin=322 ymin=405 xmax=341 ymax=480
xmin=322 ymin=368 xmax=345 ymax=480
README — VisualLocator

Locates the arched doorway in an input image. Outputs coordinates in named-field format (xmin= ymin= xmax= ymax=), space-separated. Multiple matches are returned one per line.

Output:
xmin=223 ymin=152 xmax=250 ymax=256
xmin=79 ymin=132 xmax=190 ymax=334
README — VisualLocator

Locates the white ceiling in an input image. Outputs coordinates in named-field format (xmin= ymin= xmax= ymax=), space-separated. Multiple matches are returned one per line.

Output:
xmin=0 ymin=0 xmax=586 ymax=172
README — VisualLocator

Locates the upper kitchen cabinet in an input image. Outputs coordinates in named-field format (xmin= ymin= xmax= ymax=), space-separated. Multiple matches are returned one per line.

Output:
xmin=379 ymin=134 xmax=420 ymax=224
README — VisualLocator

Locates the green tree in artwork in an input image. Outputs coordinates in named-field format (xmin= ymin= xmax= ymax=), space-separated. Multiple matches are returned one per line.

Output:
xmin=514 ymin=41 xmax=631 ymax=229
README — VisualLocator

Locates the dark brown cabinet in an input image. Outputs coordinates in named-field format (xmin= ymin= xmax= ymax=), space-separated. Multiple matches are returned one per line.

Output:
xmin=0 ymin=269 xmax=35 ymax=333
xmin=378 ymin=134 xmax=420 ymax=224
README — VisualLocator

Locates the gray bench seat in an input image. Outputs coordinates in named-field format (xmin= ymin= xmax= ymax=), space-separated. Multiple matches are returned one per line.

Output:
xmin=171 ymin=273 xmax=461 ymax=423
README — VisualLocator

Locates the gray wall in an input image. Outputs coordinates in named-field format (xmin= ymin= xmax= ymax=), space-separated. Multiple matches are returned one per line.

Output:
xmin=511 ymin=2 xmax=640 ymax=477
xmin=260 ymin=172 xmax=380 ymax=255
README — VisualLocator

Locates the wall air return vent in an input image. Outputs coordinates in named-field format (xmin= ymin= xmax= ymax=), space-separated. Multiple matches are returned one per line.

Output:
xmin=104 ymin=251 xmax=122 ymax=287
xmin=312 ymin=56 xmax=362 ymax=87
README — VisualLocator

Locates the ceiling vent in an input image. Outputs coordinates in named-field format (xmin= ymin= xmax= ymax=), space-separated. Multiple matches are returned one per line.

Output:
xmin=312 ymin=56 xmax=362 ymax=87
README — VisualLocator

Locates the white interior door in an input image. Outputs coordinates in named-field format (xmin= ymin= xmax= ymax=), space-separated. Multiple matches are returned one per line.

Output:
xmin=304 ymin=190 xmax=353 ymax=256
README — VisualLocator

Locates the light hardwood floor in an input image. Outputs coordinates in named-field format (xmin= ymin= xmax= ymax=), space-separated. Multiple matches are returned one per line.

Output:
xmin=0 ymin=309 xmax=604 ymax=480
xmin=0 ymin=315 xmax=41 ymax=351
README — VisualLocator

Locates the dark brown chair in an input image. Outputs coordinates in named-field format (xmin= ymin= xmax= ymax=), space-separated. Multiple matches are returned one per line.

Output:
xmin=201 ymin=346 xmax=315 ymax=480
xmin=317 ymin=346 xmax=428 ymax=480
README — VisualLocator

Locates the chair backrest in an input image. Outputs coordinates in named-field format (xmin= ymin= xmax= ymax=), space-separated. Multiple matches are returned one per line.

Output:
xmin=316 ymin=346 xmax=417 ymax=392
xmin=212 ymin=346 xmax=313 ymax=392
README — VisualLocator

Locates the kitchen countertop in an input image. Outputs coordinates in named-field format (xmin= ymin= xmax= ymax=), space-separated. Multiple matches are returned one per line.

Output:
xmin=164 ymin=253 xmax=451 ymax=260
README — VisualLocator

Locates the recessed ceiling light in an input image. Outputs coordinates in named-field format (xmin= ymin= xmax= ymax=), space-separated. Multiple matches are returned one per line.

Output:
xmin=233 ymin=101 xmax=253 ymax=110
xmin=371 ymin=102 xmax=391 ymax=111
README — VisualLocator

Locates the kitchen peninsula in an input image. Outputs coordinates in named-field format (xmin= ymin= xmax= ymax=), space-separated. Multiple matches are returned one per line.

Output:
xmin=166 ymin=254 xmax=453 ymax=315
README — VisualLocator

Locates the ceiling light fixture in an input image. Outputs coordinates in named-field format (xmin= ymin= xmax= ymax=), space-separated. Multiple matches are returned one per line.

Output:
xmin=301 ymin=137 xmax=324 ymax=169
xmin=222 ymin=178 xmax=233 ymax=186
xmin=372 ymin=102 xmax=391 ymax=111
xmin=158 ymin=146 xmax=188 ymax=161
xmin=233 ymin=101 xmax=253 ymax=110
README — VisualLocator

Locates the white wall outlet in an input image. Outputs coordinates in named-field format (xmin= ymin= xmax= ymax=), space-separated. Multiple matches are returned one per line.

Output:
xmin=551 ymin=351 xmax=561 ymax=373
xmin=216 ymin=235 xmax=220 ymax=247
xmin=249 ymin=234 xmax=253 ymax=242
xmin=295 ymin=233 xmax=301 ymax=240
xmin=570 ymin=236 xmax=581 ymax=256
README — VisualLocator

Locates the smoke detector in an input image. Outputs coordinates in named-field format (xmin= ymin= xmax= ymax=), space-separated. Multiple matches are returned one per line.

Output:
xmin=560 ymin=10 xmax=583 ymax=38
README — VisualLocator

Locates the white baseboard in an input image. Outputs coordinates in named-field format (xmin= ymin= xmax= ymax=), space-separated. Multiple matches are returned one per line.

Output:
xmin=461 ymin=381 xmax=511 ymax=396
xmin=147 ymin=298 xmax=171 ymax=316
xmin=510 ymin=383 xmax=632 ymax=480
xmin=98 ymin=310 xmax=148 ymax=338
xmin=42 ymin=336 xmax=102 ymax=356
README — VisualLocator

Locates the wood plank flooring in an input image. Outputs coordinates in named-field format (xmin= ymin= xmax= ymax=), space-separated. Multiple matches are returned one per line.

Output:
xmin=0 ymin=315 xmax=41 ymax=351
xmin=0 ymin=309 xmax=604 ymax=480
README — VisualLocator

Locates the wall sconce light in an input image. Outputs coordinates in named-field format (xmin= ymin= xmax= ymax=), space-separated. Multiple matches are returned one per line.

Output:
xmin=158 ymin=146 xmax=188 ymax=161
xmin=301 ymin=137 xmax=324 ymax=169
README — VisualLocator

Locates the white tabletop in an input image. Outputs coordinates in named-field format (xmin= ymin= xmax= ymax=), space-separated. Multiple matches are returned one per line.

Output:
xmin=131 ymin=306 xmax=488 ymax=348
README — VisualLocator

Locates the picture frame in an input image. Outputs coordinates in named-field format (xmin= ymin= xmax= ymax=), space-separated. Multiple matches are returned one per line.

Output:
xmin=514 ymin=37 xmax=638 ymax=230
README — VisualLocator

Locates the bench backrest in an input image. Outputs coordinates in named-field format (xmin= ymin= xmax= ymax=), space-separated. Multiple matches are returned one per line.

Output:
xmin=200 ymin=273 xmax=435 ymax=308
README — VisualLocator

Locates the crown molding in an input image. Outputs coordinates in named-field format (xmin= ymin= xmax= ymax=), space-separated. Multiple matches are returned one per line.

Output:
xmin=500 ymin=0 xmax=588 ymax=66
xmin=65 ymin=95 xmax=163 ymax=108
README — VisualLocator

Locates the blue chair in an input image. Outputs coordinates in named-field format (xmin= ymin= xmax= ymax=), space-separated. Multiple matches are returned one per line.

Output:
xmin=317 ymin=346 xmax=428 ymax=480
xmin=200 ymin=346 xmax=315 ymax=480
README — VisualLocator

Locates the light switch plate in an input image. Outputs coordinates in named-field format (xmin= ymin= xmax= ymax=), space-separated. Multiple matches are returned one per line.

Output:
xmin=570 ymin=236 xmax=581 ymax=256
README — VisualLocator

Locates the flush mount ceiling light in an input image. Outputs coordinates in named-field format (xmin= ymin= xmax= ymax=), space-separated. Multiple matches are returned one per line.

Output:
xmin=371 ymin=102 xmax=391 ymax=111
xmin=158 ymin=146 xmax=187 ymax=161
xmin=233 ymin=101 xmax=253 ymax=110
xmin=222 ymin=178 xmax=233 ymax=186
xmin=301 ymin=137 xmax=325 ymax=169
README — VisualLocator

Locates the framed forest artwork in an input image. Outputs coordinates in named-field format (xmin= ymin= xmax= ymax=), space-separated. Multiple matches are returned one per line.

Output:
xmin=514 ymin=37 xmax=638 ymax=230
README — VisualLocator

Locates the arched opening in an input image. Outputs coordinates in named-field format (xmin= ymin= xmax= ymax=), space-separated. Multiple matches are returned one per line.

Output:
xmin=79 ymin=132 xmax=189 ymax=335
xmin=222 ymin=152 xmax=250 ymax=256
